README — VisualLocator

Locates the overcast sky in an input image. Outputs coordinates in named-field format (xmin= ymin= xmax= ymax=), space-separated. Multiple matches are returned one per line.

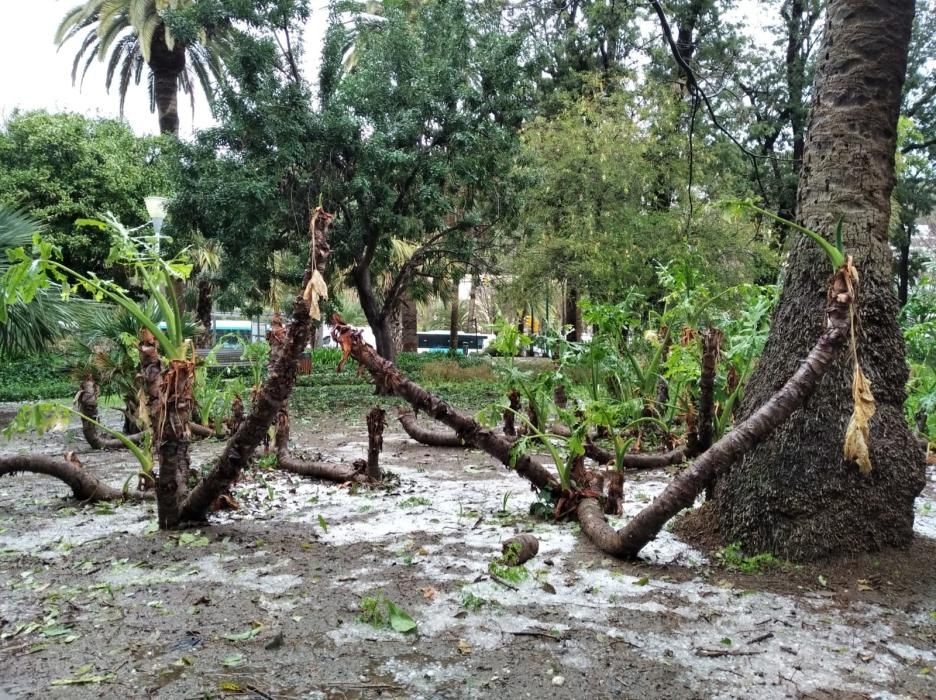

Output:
xmin=1 ymin=1 xmax=769 ymax=138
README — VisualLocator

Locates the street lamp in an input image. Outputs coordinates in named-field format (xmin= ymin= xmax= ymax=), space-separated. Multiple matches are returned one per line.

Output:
xmin=144 ymin=195 xmax=168 ymax=253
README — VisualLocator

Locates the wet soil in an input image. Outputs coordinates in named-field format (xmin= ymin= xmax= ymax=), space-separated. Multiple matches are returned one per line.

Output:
xmin=1 ymin=404 xmax=935 ymax=699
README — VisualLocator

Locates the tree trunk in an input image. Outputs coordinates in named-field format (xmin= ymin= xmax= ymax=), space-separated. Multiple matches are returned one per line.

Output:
xmin=149 ymin=26 xmax=186 ymax=136
xmin=713 ymin=0 xmax=925 ymax=560
xmin=196 ymin=278 xmax=213 ymax=348
xmin=365 ymin=406 xmax=386 ymax=481
xmin=401 ymin=291 xmax=418 ymax=352
xmin=563 ymin=286 xmax=581 ymax=342
xmin=448 ymin=294 xmax=460 ymax=353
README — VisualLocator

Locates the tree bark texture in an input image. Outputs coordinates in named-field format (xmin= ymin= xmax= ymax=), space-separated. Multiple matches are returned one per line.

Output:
xmin=580 ymin=271 xmax=855 ymax=559
xmin=714 ymin=0 xmax=925 ymax=560
xmin=181 ymin=209 xmax=333 ymax=521
xmin=332 ymin=319 xmax=560 ymax=493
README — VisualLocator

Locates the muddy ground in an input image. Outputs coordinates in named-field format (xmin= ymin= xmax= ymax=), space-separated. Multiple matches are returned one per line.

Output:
xmin=1 ymin=402 xmax=935 ymax=700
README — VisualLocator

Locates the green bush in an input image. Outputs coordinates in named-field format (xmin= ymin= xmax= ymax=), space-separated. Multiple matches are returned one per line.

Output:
xmin=0 ymin=354 xmax=73 ymax=400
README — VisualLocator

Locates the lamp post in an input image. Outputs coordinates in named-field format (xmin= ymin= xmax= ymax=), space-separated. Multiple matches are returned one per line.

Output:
xmin=144 ymin=196 xmax=169 ymax=254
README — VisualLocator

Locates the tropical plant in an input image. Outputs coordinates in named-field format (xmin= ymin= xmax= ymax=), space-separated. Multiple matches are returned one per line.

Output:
xmin=55 ymin=0 xmax=230 ymax=134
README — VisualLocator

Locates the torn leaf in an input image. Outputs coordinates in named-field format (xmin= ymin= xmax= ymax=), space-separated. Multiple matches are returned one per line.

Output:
xmin=844 ymin=365 xmax=875 ymax=475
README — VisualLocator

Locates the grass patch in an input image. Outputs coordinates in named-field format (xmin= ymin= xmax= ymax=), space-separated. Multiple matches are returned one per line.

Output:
xmin=716 ymin=542 xmax=779 ymax=573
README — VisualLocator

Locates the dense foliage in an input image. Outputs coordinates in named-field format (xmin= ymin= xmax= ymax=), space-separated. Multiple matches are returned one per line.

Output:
xmin=0 ymin=111 xmax=170 ymax=277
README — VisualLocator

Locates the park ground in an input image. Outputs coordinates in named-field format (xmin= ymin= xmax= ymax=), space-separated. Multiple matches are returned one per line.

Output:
xmin=1 ymin=397 xmax=935 ymax=700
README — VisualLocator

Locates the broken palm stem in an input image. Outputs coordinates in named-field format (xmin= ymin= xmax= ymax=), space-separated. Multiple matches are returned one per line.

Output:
xmin=365 ymin=406 xmax=386 ymax=481
xmin=577 ymin=264 xmax=855 ymax=559
xmin=276 ymin=451 xmax=368 ymax=483
xmin=331 ymin=318 xmax=560 ymax=493
xmin=0 ymin=454 xmax=153 ymax=503
xmin=584 ymin=439 xmax=687 ymax=470
xmin=687 ymin=327 xmax=722 ymax=457
xmin=397 ymin=407 xmax=470 ymax=448
xmin=180 ymin=208 xmax=333 ymax=522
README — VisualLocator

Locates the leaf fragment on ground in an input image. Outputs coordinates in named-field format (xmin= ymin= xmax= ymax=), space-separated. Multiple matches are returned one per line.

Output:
xmin=386 ymin=601 xmax=417 ymax=633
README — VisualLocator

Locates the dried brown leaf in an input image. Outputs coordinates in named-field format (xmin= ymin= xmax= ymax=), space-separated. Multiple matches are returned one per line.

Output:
xmin=844 ymin=365 xmax=875 ymax=474
xmin=302 ymin=270 xmax=329 ymax=320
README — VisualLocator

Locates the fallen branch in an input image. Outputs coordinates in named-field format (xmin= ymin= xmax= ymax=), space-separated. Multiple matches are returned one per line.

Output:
xmin=397 ymin=407 xmax=470 ymax=448
xmin=331 ymin=319 xmax=560 ymax=493
xmin=584 ymin=439 xmax=687 ymax=470
xmin=577 ymin=266 xmax=855 ymax=559
xmin=276 ymin=452 xmax=368 ymax=482
xmin=189 ymin=422 xmax=225 ymax=440
xmin=0 ymin=454 xmax=152 ymax=503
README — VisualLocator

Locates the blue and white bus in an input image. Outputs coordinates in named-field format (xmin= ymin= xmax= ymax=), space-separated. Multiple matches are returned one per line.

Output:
xmin=417 ymin=330 xmax=493 ymax=354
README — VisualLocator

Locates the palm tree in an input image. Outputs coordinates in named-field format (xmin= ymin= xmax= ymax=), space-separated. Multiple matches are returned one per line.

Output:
xmin=55 ymin=0 xmax=228 ymax=135
xmin=0 ymin=206 xmax=92 ymax=358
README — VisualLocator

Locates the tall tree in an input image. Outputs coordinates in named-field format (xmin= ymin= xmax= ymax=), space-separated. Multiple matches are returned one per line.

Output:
xmin=312 ymin=1 xmax=528 ymax=361
xmin=55 ymin=0 xmax=229 ymax=135
xmin=714 ymin=0 xmax=925 ymax=559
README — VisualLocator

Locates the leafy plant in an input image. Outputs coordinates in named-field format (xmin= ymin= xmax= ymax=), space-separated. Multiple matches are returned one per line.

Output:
xmin=358 ymin=593 xmax=417 ymax=633
xmin=716 ymin=543 xmax=779 ymax=573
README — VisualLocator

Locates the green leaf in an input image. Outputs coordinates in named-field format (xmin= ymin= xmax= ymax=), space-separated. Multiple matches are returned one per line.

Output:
xmin=223 ymin=623 xmax=262 ymax=641
xmin=221 ymin=653 xmax=245 ymax=667
xmin=386 ymin=602 xmax=417 ymax=633
xmin=317 ymin=514 xmax=328 ymax=533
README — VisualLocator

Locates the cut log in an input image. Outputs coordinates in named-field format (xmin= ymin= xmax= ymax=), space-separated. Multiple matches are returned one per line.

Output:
xmin=501 ymin=534 xmax=539 ymax=565
xmin=276 ymin=452 xmax=367 ymax=482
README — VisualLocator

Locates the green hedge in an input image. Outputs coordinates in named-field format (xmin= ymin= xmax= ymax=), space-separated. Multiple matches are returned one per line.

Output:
xmin=0 ymin=355 xmax=74 ymax=401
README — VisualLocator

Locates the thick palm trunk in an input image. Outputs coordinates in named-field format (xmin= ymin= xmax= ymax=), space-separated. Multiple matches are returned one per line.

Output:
xmin=149 ymin=27 xmax=186 ymax=136
xmin=713 ymin=0 xmax=925 ymax=560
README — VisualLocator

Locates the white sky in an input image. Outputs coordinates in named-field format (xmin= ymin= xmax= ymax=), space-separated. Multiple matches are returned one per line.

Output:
xmin=0 ymin=1 xmax=768 ymax=138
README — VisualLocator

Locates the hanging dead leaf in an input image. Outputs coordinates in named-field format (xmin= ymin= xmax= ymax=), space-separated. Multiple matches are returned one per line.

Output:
xmin=302 ymin=270 xmax=329 ymax=320
xmin=844 ymin=365 xmax=875 ymax=475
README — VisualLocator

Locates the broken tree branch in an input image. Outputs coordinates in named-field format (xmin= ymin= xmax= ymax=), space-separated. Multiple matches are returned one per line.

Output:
xmin=0 ymin=454 xmax=152 ymax=503
xmin=331 ymin=319 xmax=560 ymax=493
